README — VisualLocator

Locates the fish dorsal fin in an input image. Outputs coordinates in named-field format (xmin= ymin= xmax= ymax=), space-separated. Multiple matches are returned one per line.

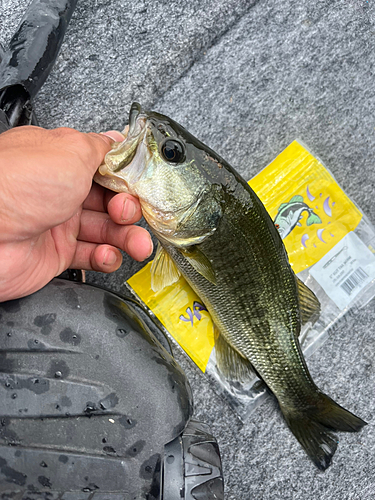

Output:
xmin=150 ymin=243 xmax=181 ymax=292
xmin=214 ymin=324 xmax=255 ymax=381
xmin=296 ymin=277 xmax=321 ymax=325
xmin=290 ymin=195 xmax=304 ymax=203
xmin=182 ymin=246 xmax=216 ymax=285
xmin=277 ymin=202 xmax=289 ymax=211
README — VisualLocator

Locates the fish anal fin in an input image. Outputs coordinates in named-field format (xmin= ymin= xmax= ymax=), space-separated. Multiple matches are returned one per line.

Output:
xmin=306 ymin=213 xmax=322 ymax=226
xmin=183 ymin=246 xmax=216 ymax=285
xmin=214 ymin=325 xmax=255 ymax=382
xmin=150 ymin=243 xmax=180 ymax=292
xmin=296 ymin=277 xmax=321 ymax=325
xmin=281 ymin=393 xmax=367 ymax=471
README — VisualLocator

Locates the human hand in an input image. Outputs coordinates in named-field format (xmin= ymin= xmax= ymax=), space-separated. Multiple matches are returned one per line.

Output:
xmin=0 ymin=125 xmax=153 ymax=302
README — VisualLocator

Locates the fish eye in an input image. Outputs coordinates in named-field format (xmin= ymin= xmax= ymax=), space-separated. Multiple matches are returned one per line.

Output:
xmin=160 ymin=139 xmax=185 ymax=164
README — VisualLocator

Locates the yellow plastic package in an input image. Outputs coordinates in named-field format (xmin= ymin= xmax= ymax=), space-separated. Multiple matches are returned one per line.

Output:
xmin=127 ymin=141 xmax=375 ymax=419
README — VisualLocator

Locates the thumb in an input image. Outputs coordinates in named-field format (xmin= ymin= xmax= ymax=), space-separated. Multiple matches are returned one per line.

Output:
xmin=82 ymin=130 xmax=126 ymax=176
xmin=100 ymin=130 xmax=126 ymax=142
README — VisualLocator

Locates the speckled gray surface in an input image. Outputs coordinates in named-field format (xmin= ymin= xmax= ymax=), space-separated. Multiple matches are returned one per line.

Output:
xmin=1 ymin=0 xmax=375 ymax=498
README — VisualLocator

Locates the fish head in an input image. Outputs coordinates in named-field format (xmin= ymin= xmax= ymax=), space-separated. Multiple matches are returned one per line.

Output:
xmin=95 ymin=102 xmax=224 ymax=246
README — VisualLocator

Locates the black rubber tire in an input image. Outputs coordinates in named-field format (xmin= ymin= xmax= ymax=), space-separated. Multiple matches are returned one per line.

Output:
xmin=0 ymin=280 xmax=225 ymax=499
xmin=0 ymin=279 xmax=192 ymax=498
xmin=163 ymin=419 xmax=224 ymax=500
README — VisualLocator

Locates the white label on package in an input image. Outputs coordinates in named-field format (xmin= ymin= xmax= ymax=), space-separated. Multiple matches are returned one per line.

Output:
xmin=310 ymin=231 xmax=375 ymax=310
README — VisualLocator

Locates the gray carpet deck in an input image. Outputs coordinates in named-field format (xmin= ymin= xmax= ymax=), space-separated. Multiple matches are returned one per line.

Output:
xmin=1 ymin=1 xmax=374 ymax=498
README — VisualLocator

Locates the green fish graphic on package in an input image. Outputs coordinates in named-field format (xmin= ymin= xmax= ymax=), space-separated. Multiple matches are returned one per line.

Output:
xmin=274 ymin=195 xmax=322 ymax=239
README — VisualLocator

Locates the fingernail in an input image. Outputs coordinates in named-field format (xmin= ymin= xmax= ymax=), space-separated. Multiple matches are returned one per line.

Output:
xmin=103 ymin=250 xmax=117 ymax=266
xmin=100 ymin=130 xmax=125 ymax=142
xmin=121 ymin=198 xmax=136 ymax=222
xmin=146 ymin=234 xmax=154 ymax=259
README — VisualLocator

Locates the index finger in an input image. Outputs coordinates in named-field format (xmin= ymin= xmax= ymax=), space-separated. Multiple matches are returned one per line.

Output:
xmin=83 ymin=182 xmax=116 ymax=212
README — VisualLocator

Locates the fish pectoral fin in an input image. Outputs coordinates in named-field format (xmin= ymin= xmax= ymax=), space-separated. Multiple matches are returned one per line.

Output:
xmin=306 ymin=212 xmax=322 ymax=226
xmin=281 ymin=393 xmax=366 ymax=471
xmin=296 ymin=277 xmax=321 ymax=325
xmin=182 ymin=246 xmax=216 ymax=285
xmin=214 ymin=325 xmax=255 ymax=382
xmin=150 ymin=243 xmax=181 ymax=292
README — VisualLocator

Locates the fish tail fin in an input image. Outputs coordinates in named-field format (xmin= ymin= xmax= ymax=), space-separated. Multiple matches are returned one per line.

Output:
xmin=306 ymin=212 xmax=322 ymax=226
xmin=281 ymin=393 xmax=367 ymax=471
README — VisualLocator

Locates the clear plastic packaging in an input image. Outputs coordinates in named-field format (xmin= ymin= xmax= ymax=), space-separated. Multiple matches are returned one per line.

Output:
xmin=126 ymin=141 xmax=375 ymax=420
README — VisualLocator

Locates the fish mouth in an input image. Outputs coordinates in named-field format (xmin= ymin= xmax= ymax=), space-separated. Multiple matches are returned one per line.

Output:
xmin=128 ymin=101 xmax=148 ymax=139
xmin=103 ymin=102 xmax=148 ymax=174
xmin=128 ymin=102 xmax=142 ymax=135
xmin=94 ymin=102 xmax=152 ymax=197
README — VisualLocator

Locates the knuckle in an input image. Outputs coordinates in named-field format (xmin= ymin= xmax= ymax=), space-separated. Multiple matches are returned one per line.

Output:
xmin=50 ymin=127 xmax=79 ymax=139
xmin=100 ymin=217 xmax=111 ymax=243
xmin=123 ymin=225 xmax=138 ymax=254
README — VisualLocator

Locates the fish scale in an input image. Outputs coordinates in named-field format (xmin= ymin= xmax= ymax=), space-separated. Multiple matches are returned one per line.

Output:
xmin=167 ymin=189 xmax=315 ymax=406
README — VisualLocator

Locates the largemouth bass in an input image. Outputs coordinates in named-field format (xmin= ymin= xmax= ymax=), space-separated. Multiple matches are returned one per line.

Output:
xmin=94 ymin=102 xmax=366 ymax=470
